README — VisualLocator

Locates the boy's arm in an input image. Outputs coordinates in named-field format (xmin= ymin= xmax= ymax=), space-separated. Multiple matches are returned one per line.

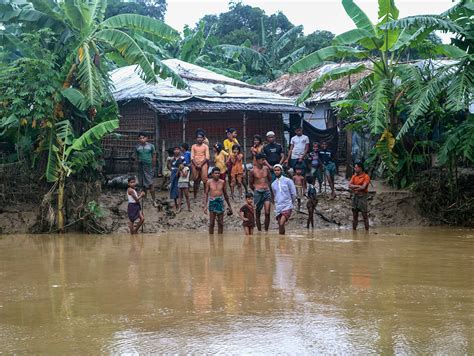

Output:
xmin=203 ymin=181 xmax=209 ymax=213
xmin=152 ymin=146 xmax=157 ymax=170
xmin=223 ymin=182 xmax=232 ymax=212
xmin=303 ymin=142 xmax=310 ymax=158
xmin=205 ymin=145 xmax=210 ymax=161
xmin=289 ymin=179 xmax=297 ymax=202
xmin=266 ymin=167 xmax=272 ymax=186
xmin=285 ymin=144 xmax=293 ymax=163
xmin=238 ymin=209 xmax=248 ymax=221
xmin=249 ymin=169 xmax=255 ymax=191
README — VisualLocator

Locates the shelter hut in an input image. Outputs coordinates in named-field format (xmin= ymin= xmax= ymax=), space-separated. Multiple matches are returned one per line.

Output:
xmin=265 ymin=62 xmax=371 ymax=176
xmin=104 ymin=59 xmax=308 ymax=174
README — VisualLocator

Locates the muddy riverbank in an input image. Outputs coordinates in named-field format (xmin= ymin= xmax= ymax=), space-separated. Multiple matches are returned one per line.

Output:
xmin=0 ymin=175 xmax=428 ymax=234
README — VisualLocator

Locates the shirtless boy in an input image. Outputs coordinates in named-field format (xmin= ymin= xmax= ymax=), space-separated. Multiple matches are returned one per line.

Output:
xmin=191 ymin=133 xmax=210 ymax=199
xmin=249 ymin=153 xmax=272 ymax=231
xmin=292 ymin=166 xmax=306 ymax=212
xmin=204 ymin=167 xmax=233 ymax=234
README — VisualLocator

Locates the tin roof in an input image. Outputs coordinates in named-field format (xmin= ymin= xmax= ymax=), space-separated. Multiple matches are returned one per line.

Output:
xmin=111 ymin=59 xmax=308 ymax=113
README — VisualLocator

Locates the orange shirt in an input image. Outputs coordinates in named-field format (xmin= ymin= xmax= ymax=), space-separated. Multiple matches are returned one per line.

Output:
xmin=350 ymin=173 xmax=370 ymax=194
xmin=230 ymin=153 xmax=244 ymax=175
xmin=191 ymin=144 xmax=210 ymax=166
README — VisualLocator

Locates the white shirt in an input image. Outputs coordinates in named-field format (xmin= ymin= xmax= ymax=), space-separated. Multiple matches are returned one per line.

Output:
xmin=290 ymin=134 xmax=309 ymax=159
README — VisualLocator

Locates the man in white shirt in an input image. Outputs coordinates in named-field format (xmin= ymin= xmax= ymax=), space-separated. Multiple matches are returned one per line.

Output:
xmin=271 ymin=164 xmax=297 ymax=235
xmin=286 ymin=127 xmax=309 ymax=172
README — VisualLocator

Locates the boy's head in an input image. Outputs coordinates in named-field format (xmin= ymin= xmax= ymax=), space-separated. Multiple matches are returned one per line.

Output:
xmin=232 ymin=144 xmax=241 ymax=154
xmin=226 ymin=127 xmax=237 ymax=139
xmin=181 ymin=143 xmax=189 ymax=151
xmin=294 ymin=127 xmax=303 ymax=136
xmin=306 ymin=175 xmax=314 ymax=184
xmin=179 ymin=163 xmax=185 ymax=170
xmin=128 ymin=176 xmax=136 ymax=187
xmin=211 ymin=167 xmax=220 ymax=179
xmin=354 ymin=161 xmax=364 ymax=174
xmin=173 ymin=146 xmax=181 ymax=155
xmin=214 ymin=143 xmax=223 ymax=153
xmin=166 ymin=148 xmax=174 ymax=156
xmin=266 ymin=131 xmax=276 ymax=143
xmin=196 ymin=134 xmax=204 ymax=144
xmin=245 ymin=192 xmax=254 ymax=204
xmin=138 ymin=132 xmax=148 ymax=144
xmin=321 ymin=141 xmax=328 ymax=150
xmin=312 ymin=142 xmax=319 ymax=151
xmin=255 ymin=152 xmax=266 ymax=165
xmin=295 ymin=166 xmax=303 ymax=175
xmin=253 ymin=135 xmax=263 ymax=145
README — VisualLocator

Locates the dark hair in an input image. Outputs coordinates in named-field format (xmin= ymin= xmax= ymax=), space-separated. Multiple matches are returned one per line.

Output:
xmin=245 ymin=192 xmax=254 ymax=199
xmin=354 ymin=161 xmax=365 ymax=170
xmin=306 ymin=175 xmax=314 ymax=184
xmin=138 ymin=132 xmax=147 ymax=138
xmin=312 ymin=142 xmax=319 ymax=146
xmin=211 ymin=167 xmax=221 ymax=173
xmin=214 ymin=143 xmax=223 ymax=152
xmin=295 ymin=165 xmax=303 ymax=172
xmin=196 ymin=128 xmax=206 ymax=136
xmin=255 ymin=152 xmax=266 ymax=160
xmin=128 ymin=176 xmax=136 ymax=183
xmin=295 ymin=127 xmax=302 ymax=131
xmin=253 ymin=134 xmax=263 ymax=144
xmin=167 ymin=148 xmax=174 ymax=155
xmin=181 ymin=143 xmax=189 ymax=151
xmin=232 ymin=144 xmax=241 ymax=152
xmin=226 ymin=127 xmax=236 ymax=134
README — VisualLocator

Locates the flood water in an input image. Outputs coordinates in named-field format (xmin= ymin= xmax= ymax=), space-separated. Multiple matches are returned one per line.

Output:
xmin=0 ymin=228 xmax=473 ymax=354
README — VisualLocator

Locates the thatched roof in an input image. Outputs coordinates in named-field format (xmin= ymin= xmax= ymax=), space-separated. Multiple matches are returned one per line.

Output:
xmin=265 ymin=62 xmax=372 ymax=103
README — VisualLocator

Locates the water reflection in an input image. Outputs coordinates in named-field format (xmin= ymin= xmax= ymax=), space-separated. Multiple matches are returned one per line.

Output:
xmin=0 ymin=228 xmax=473 ymax=353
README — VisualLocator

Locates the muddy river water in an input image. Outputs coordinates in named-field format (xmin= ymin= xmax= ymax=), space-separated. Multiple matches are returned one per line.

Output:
xmin=0 ymin=228 xmax=472 ymax=353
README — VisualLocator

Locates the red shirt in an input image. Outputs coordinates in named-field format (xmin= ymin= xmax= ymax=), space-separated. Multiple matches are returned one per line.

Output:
xmin=350 ymin=173 xmax=370 ymax=194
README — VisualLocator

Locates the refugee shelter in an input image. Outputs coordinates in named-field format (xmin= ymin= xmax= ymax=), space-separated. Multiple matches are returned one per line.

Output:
xmin=103 ymin=59 xmax=308 ymax=174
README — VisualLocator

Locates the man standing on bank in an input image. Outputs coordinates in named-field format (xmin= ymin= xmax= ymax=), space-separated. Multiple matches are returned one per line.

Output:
xmin=135 ymin=132 xmax=157 ymax=207
xmin=263 ymin=131 xmax=285 ymax=180
xmin=286 ymin=127 xmax=309 ymax=172
xmin=271 ymin=164 xmax=297 ymax=235
xmin=191 ymin=132 xmax=210 ymax=199
xmin=249 ymin=153 xmax=272 ymax=232
xmin=349 ymin=161 xmax=370 ymax=231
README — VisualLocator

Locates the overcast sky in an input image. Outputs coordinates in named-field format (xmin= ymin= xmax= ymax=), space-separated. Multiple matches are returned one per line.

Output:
xmin=165 ymin=0 xmax=456 ymax=43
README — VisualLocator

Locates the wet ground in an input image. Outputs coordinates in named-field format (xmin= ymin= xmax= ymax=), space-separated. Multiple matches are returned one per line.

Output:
xmin=0 ymin=228 xmax=473 ymax=353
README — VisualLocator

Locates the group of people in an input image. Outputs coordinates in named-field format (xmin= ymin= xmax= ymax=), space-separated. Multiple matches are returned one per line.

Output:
xmin=126 ymin=127 xmax=371 ymax=235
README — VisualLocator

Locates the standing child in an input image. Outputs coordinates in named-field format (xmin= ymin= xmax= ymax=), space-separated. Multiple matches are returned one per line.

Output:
xmin=177 ymin=163 xmax=191 ymax=212
xmin=213 ymin=143 xmax=228 ymax=181
xmin=305 ymin=176 xmax=318 ymax=229
xmin=127 ymin=177 xmax=145 ymax=234
xmin=204 ymin=167 xmax=233 ymax=234
xmin=230 ymin=144 xmax=244 ymax=200
xmin=191 ymin=133 xmax=210 ymax=199
xmin=308 ymin=142 xmax=323 ymax=192
xmin=168 ymin=146 xmax=184 ymax=210
xmin=239 ymin=192 xmax=256 ymax=235
xmin=292 ymin=166 xmax=306 ymax=212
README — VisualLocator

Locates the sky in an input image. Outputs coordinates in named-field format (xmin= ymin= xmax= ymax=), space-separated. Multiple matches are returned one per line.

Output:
xmin=165 ymin=0 xmax=456 ymax=43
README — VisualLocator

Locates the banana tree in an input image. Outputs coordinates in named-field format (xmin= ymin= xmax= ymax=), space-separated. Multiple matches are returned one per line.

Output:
xmin=289 ymin=0 xmax=471 ymax=182
xmin=45 ymin=118 xmax=119 ymax=232
xmin=1 ymin=0 xmax=186 ymax=122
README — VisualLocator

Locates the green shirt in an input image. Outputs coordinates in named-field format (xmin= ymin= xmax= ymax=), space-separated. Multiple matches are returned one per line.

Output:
xmin=136 ymin=143 xmax=155 ymax=165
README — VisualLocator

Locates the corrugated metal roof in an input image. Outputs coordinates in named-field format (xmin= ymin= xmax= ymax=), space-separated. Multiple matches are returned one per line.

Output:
xmin=111 ymin=59 xmax=308 ymax=113
xmin=143 ymin=99 xmax=308 ymax=114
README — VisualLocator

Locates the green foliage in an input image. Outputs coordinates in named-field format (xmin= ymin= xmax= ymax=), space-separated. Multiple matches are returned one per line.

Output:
xmin=438 ymin=115 xmax=474 ymax=165
xmin=105 ymin=0 xmax=167 ymax=21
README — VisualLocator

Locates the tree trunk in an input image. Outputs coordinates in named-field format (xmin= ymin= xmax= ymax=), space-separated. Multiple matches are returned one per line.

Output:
xmin=57 ymin=175 xmax=65 ymax=233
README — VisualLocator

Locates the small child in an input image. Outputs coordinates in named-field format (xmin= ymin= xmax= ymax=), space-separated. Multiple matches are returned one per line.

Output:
xmin=309 ymin=142 xmax=323 ymax=192
xmin=127 ymin=177 xmax=145 ymax=234
xmin=292 ymin=166 xmax=306 ymax=211
xmin=239 ymin=192 xmax=256 ymax=235
xmin=230 ymin=144 xmax=244 ymax=200
xmin=181 ymin=143 xmax=191 ymax=166
xmin=213 ymin=143 xmax=228 ymax=181
xmin=177 ymin=163 xmax=191 ymax=212
xmin=305 ymin=175 xmax=318 ymax=229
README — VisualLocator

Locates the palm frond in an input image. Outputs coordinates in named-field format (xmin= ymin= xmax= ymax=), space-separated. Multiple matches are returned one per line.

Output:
xmin=289 ymin=46 xmax=368 ymax=73
xmin=342 ymin=0 xmax=376 ymax=34
xmin=273 ymin=25 xmax=303 ymax=56
xmin=67 ymin=119 xmax=119 ymax=154
xmin=101 ymin=14 xmax=179 ymax=42
xmin=45 ymin=130 xmax=60 ymax=183
xmin=445 ymin=61 xmax=473 ymax=112
xmin=368 ymin=78 xmax=391 ymax=134
xmin=77 ymin=42 xmax=101 ymax=108
xmin=438 ymin=115 xmax=474 ymax=165
xmin=381 ymin=15 xmax=463 ymax=34
xmin=217 ymin=44 xmax=271 ymax=72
